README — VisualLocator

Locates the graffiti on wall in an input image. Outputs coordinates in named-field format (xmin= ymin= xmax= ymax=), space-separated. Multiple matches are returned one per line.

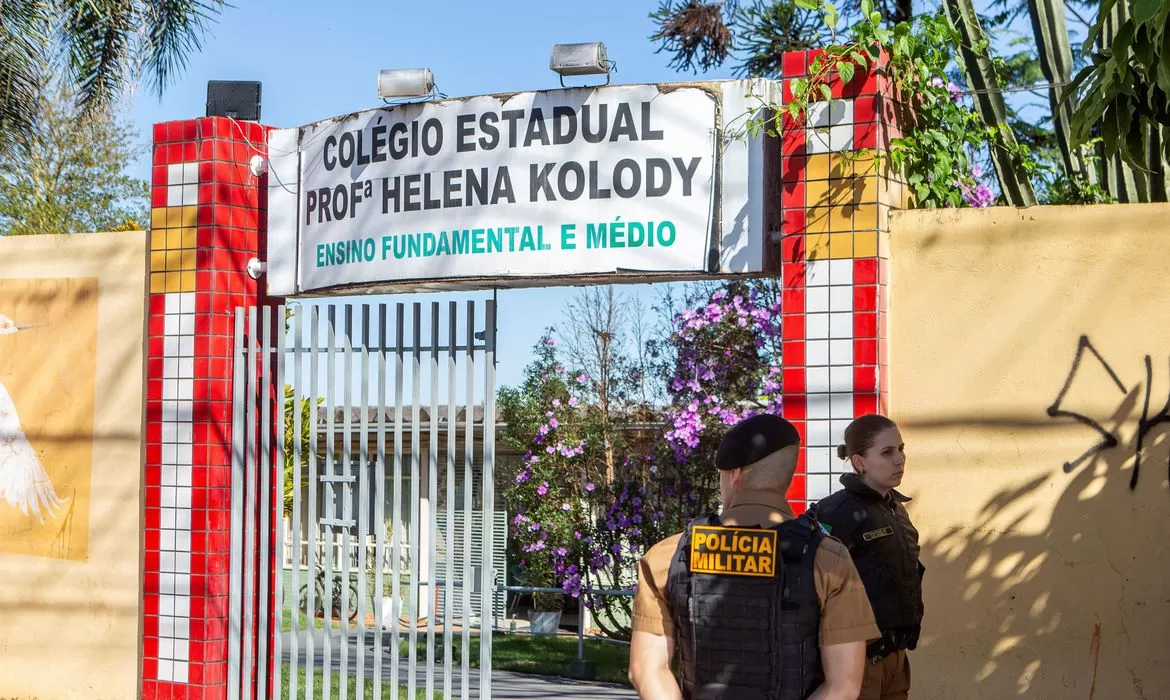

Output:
xmin=1047 ymin=334 xmax=1170 ymax=490
xmin=0 ymin=278 xmax=97 ymax=560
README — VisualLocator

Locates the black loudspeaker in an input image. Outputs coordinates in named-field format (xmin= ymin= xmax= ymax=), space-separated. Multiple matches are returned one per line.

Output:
xmin=206 ymin=80 xmax=262 ymax=121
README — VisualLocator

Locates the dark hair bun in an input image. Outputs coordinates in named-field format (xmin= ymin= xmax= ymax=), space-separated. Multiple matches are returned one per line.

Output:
xmin=836 ymin=444 xmax=848 ymax=460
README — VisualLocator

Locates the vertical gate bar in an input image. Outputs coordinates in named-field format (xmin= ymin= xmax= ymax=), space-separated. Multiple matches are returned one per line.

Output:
xmin=356 ymin=304 xmax=371 ymax=700
xmin=390 ymin=304 xmax=405 ymax=693
xmin=306 ymin=306 xmax=321 ymax=699
xmin=340 ymin=305 xmax=353 ymax=700
xmin=228 ymin=309 xmax=246 ymax=700
xmin=480 ymin=299 xmax=496 ymax=700
xmin=460 ymin=301 xmax=475 ymax=700
xmin=243 ymin=307 xmax=259 ymax=700
xmin=408 ymin=303 xmax=422 ymax=700
xmin=374 ymin=304 xmax=388 ymax=698
xmin=323 ymin=305 xmax=337 ymax=700
xmin=426 ymin=302 xmax=439 ymax=700
xmin=290 ymin=305 xmax=304 ymax=700
xmin=443 ymin=302 xmax=456 ymax=700
xmin=258 ymin=306 xmax=274 ymax=700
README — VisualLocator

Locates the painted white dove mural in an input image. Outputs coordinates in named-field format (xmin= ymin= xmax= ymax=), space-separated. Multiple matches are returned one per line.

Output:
xmin=0 ymin=314 xmax=64 ymax=523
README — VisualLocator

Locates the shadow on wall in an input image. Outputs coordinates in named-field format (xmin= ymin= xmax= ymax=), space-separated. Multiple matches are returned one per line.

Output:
xmin=912 ymin=393 xmax=1169 ymax=699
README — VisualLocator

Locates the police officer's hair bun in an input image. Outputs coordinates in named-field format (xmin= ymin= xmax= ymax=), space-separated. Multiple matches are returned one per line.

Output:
xmin=836 ymin=444 xmax=848 ymax=460
xmin=840 ymin=414 xmax=898 ymax=460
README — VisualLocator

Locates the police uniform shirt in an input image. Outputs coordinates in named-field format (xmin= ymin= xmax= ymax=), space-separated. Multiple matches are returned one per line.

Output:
xmin=633 ymin=496 xmax=881 ymax=646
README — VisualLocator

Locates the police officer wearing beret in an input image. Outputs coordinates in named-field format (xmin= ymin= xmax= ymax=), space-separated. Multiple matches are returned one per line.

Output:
xmin=629 ymin=414 xmax=879 ymax=700
xmin=810 ymin=414 xmax=924 ymax=700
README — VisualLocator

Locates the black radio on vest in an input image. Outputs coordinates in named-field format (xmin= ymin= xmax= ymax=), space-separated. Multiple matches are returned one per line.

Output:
xmin=667 ymin=512 xmax=826 ymax=700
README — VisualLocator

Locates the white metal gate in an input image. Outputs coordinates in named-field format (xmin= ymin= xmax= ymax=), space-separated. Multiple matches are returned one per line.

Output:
xmin=228 ymin=300 xmax=498 ymax=700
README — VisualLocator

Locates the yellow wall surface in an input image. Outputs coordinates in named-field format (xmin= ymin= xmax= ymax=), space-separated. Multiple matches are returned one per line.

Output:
xmin=890 ymin=204 xmax=1170 ymax=699
xmin=0 ymin=232 xmax=146 ymax=699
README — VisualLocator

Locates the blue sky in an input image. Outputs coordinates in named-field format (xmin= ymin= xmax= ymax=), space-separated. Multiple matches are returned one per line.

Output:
xmin=127 ymin=0 xmax=737 ymax=389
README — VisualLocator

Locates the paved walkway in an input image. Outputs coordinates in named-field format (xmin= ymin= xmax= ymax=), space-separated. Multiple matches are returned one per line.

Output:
xmin=280 ymin=629 xmax=636 ymax=699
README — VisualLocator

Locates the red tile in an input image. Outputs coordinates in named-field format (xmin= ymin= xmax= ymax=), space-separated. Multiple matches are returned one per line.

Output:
xmin=151 ymin=188 xmax=168 ymax=208
xmin=781 ymin=393 xmax=806 ymax=420
xmin=781 ymin=340 xmax=806 ymax=367
xmin=854 ymin=285 xmax=877 ymax=311
xmin=786 ymin=474 xmax=806 ymax=501
xmin=854 ymin=366 xmax=878 ymax=393
xmin=855 ymin=338 xmax=878 ymax=365
xmin=780 ymin=312 xmax=805 ymax=341
xmin=782 ymin=129 xmax=806 ymax=158
xmin=781 ymin=234 xmax=806 ymax=263
xmin=782 ymin=367 xmax=805 ymax=393
xmin=807 ymin=48 xmax=824 ymax=70
xmin=142 ymin=679 xmax=161 ymax=700
xmin=855 ymin=393 xmax=878 ymax=415
xmin=182 ymin=120 xmax=199 ymax=141
xmin=782 ymin=208 xmax=806 ymax=237
xmin=855 ymin=122 xmax=879 ymax=150
xmin=855 ymin=258 xmax=879 ymax=284
xmin=782 ymin=154 xmax=806 ymax=183
xmin=781 ymin=289 xmax=804 ymax=315
xmin=854 ymin=312 xmax=878 ymax=338
xmin=153 ymin=123 xmax=168 ymax=145
xmin=783 ymin=261 xmax=807 ymax=289
xmin=782 ymin=50 xmax=807 ymax=77
xmin=829 ymin=74 xmax=846 ymax=99
xmin=782 ymin=178 xmax=805 ymax=207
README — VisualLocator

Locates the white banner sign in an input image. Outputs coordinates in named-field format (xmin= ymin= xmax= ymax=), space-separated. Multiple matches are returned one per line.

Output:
xmin=274 ymin=85 xmax=720 ymax=291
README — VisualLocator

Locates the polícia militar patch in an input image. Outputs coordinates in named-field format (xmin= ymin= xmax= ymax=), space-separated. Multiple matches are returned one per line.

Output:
xmin=689 ymin=525 xmax=778 ymax=577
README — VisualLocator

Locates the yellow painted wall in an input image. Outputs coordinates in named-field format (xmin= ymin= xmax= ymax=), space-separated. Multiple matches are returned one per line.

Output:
xmin=890 ymin=204 xmax=1170 ymax=699
xmin=0 ymin=232 xmax=146 ymax=699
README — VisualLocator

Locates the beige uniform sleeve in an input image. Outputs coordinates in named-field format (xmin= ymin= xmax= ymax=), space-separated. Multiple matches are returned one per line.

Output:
xmin=813 ymin=536 xmax=882 ymax=646
xmin=631 ymin=533 xmax=683 ymax=636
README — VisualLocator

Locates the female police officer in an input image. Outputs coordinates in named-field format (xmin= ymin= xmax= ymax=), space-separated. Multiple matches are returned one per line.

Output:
xmin=629 ymin=413 xmax=879 ymax=700
xmin=811 ymin=414 xmax=925 ymax=700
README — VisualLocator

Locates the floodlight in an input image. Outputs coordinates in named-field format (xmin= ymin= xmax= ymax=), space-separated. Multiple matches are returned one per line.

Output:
xmin=549 ymin=42 xmax=610 ymax=79
xmin=377 ymin=68 xmax=435 ymax=99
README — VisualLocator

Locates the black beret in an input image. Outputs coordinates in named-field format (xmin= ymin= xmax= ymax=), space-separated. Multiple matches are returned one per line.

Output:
xmin=714 ymin=413 xmax=801 ymax=470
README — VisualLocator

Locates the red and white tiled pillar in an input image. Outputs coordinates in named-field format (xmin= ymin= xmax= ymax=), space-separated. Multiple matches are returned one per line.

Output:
xmin=143 ymin=117 xmax=280 ymax=700
xmin=776 ymin=50 xmax=903 ymax=513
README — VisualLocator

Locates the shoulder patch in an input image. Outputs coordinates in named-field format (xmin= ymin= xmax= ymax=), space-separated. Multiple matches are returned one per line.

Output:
xmin=689 ymin=525 xmax=777 ymax=578
xmin=862 ymin=526 xmax=894 ymax=541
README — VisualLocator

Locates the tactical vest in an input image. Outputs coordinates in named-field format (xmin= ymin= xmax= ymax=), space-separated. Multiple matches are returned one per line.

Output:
xmin=667 ymin=513 xmax=825 ymax=700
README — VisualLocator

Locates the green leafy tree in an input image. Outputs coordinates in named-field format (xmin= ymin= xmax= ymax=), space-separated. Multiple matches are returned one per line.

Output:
xmin=0 ymin=87 xmax=148 ymax=235
xmin=0 ymin=0 xmax=224 ymax=151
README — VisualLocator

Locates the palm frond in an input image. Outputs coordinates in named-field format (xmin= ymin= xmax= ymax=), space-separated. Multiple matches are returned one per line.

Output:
xmin=0 ymin=2 xmax=51 ymax=155
xmin=58 ymin=0 xmax=136 ymax=117
xmin=140 ymin=0 xmax=226 ymax=98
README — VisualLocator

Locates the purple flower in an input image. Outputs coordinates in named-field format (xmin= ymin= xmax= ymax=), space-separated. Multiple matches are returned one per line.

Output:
xmin=543 ymin=337 xmax=557 ymax=347
xmin=585 ymin=482 xmax=595 ymax=492
xmin=537 ymin=482 xmax=549 ymax=496
xmin=576 ymin=373 xmax=588 ymax=385
xmin=568 ymin=396 xmax=579 ymax=408
xmin=562 ymin=503 xmax=571 ymax=511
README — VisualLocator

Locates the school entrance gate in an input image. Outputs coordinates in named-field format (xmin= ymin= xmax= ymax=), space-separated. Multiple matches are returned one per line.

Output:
xmin=228 ymin=300 xmax=498 ymax=700
xmin=139 ymin=61 xmax=902 ymax=700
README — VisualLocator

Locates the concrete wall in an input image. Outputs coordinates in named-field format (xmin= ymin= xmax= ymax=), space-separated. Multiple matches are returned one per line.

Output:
xmin=0 ymin=232 xmax=147 ymax=699
xmin=890 ymin=204 xmax=1170 ymax=699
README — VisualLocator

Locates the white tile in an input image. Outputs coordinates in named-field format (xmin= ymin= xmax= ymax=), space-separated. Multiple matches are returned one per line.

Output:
xmin=161 ymin=465 xmax=177 ymax=487
xmin=806 ymin=366 xmax=830 ymax=393
xmin=163 ymin=574 xmax=177 ymax=595
xmin=807 ymin=420 xmax=831 ymax=447
xmin=161 ymin=508 xmax=176 ymax=529
xmin=808 ymin=99 xmax=850 ymax=129
xmin=162 ymin=444 xmax=177 ymax=465
xmin=162 ymin=379 xmax=178 ymax=401
xmin=176 ymin=422 xmax=193 ymax=443
xmin=807 ymin=393 xmax=831 ymax=420
xmin=807 ymin=445 xmax=832 ymax=472
xmin=166 ymin=185 xmax=183 ymax=207
xmin=160 ymin=595 xmax=175 ymax=615
xmin=178 ymin=313 xmax=195 ymax=336
xmin=829 ymin=366 xmax=853 ymax=392
xmin=805 ymin=340 xmax=830 ymax=366
xmin=172 ymin=660 xmax=188 ymax=683
xmin=175 ymin=617 xmax=190 ymax=641
xmin=808 ymin=474 xmax=833 ymax=500
xmin=829 ymin=286 xmax=853 ymax=312
xmin=830 ymin=419 xmax=852 ymax=444
xmin=830 ymin=393 xmax=854 ymax=419
xmin=828 ymin=259 xmax=853 ymax=286
xmin=176 ymin=379 xmax=194 ymax=401
xmin=181 ymin=184 xmax=198 ymax=205
xmin=161 ymin=487 xmax=176 ymax=508
xmin=164 ymin=314 xmax=180 ymax=337
xmin=161 ymin=422 xmax=177 ymax=444
xmin=829 ymin=339 xmax=853 ymax=365
xmin=163 ymin=336 xmax=179 ymax=357
xmin=161 ymin=551 xmax=177 ymax=573
xmin=163 ymin=357 xmax=178 ymax=379
xmin=174 ymin=507 xmax=192 ymax=532
xmin=176 ymin=401 xmax=193 ymax=422
xmin=176 ymin=531 xmax=191 ymax=552
xmin=806 ymin=313 xmax=830 ymax=340
xmin=175 ymin=487 xmax=191 ymax=509
xmin=806 ymin=287 xmax=829 ymax=314
xmin=167 ymin=163 xmax=185 ymax=185
xmin=176 ymin=443 xmax=192 ymax=467
xmin=174 ymin=575 xmax=190 ymax=596
xmin=182 ymin=162 xmax=199 ymax=184
xmin=829 ymin=124 xmax=854 ymax=152
xmin=178 ymin=357 xmax=195 ymax=379
xmin=175 ymin=596 xmax=190 ymax=617
xmin=157 ymin=659 xmax=174 ymax=681
xmin=806 ymin=260 xmax=830 ymax=287
xmin=807 ymin=127 xmax=832 ymax=155
xmin=829 ymin=313 xmax=853 ymax=339
xmin=178 ymin=336 xmax=195 ymax=356
xmin=178 ymin=292 xmax=196 ymax=314
xmin=177 ymin=552 xmax=191 ymax=573
xmin=161 ymin=530 xmax=176 ymax=551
